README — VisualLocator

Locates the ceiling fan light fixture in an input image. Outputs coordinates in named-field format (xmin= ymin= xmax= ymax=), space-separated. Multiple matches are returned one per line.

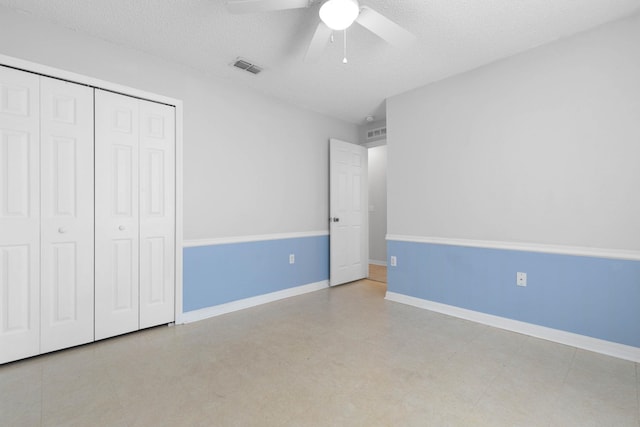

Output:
xmin=319 ymin=0 xmax=359 ymax=31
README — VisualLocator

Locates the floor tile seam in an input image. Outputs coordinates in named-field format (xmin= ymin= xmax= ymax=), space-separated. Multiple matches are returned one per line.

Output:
xmin=103 ymin=363 xmax=148 ymax=420
xmin=487 ymin=361 xmax=567 ymax=396
xmin=97 ymin=375 xmax=131 ymax=420
xmin=463 ymin=368 xmax=504 ymax=421
xmin=557 ymin=378 xmax=640 ymax=409
xmin=505 ymin=335 xmax=537 ymax=361
xmin=468 ymin=384 xmax=556 ymax=426
xmin=544 ymin=375 xmax=591 ymax=427
xmin=459 ymin=324 xmax=495 ymax=352
xmin=442 ymin=338 xmax=485 ymax=369
xmin=39 ymin=361 xmax=44 ymax=427
xmin=567 ymin=354 xmax=638 ymax=384
xmin=560 ymin=346 xmax=577 ymax=386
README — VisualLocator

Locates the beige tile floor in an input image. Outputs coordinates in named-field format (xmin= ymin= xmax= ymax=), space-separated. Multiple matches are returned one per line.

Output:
xmin=2 ymin=280 xmax=639 ymax=426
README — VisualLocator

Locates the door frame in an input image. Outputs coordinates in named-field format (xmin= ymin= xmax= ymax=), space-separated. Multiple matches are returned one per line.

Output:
xmin=0 ymin=53 xmax=186 ymax=325
xmin=363 ymin=139 xmax=388 ymax=269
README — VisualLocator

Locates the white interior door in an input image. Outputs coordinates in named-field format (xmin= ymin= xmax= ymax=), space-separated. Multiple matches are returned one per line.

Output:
xmin=39 ymin=77 xmax=94 ymax=353
xmin=139 ymin=99 xmax=175 ymax=329
xmin=0 ymin=66 xmax=41 ymax=363
xmin=329 ymin=138 xmax=368 ymax=286
xmin=95 ymin=89 xmax=140 ymax=340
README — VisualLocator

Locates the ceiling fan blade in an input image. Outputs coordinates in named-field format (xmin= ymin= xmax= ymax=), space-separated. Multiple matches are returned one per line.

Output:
xmin=225 ymin=0 xmax=310 ymax=14
xmin=355 ymin=6 xmax=416 ymax=48
xmin=305 ymin=21 xmax=332 ymax=62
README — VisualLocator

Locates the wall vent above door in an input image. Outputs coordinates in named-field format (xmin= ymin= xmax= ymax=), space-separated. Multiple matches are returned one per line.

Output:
xmin=231 ymin=58 xmax=263 ymax=75
xmin=367 ymin=127 xmax=387 ymax=140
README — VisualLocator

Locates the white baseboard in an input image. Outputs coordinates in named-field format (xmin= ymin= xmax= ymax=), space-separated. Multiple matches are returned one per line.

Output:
xmin=180 ymin=280 xmax=329 ymax=324
xmin=385 ymin=291 xmax=640 ymax=363
xmin=369 ymin=259 xmax=387 ymax=266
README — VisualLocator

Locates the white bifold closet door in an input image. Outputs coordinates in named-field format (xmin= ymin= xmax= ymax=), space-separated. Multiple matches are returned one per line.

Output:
xmin=40 ymin=77 xmax=94 ymax=353
xmin=0 ymin=66 xmax=41 ymax=363
xmin=94 ymin=89 xmax=175 ymax=341
xmin=0 ymin=67 xmax=94 ymax=364
xmin=138 ymin=99 xmax=175 ymax=330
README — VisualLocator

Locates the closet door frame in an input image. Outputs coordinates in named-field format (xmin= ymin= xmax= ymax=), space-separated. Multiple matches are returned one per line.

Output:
xmin=0 ymin=53 xmax=185 ymax=326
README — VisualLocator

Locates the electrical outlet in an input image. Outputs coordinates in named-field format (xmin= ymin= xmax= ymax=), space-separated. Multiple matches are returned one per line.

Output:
xmin=390 ymin=256 xmax=397 ymax=267
xmin=289 ymin=254 xmax=295 ymax=264
xmin=517 ymin=272 xmax=527 ymax=287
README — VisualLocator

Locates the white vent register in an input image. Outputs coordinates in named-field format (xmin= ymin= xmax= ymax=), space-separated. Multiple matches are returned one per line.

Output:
xmin=366 ymin=126 xmax=387 ymax=140
xmin=232 ymin=58 xmax=263 ymax=74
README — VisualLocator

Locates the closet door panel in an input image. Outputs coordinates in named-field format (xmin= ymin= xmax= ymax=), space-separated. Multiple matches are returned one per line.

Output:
xmin=40 ymin=77 xmax=94 ymax=353
xmin=95 ymin=89 xmax=140 ymax=340
xmin=0 ymin=66 xmax=40 ymax=364
xmin=139 ymin=101 xmax=175 ymax=329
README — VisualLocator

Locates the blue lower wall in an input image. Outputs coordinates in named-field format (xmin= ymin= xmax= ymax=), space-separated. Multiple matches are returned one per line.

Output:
xmin=183 ymin=235 xmax=329 ymax=312
xmin=387 ymin=240 xmax=640 ymax=348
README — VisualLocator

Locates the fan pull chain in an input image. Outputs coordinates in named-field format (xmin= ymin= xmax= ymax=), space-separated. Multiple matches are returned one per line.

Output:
xmin=343 ymin=29 xmax=348 ymax=64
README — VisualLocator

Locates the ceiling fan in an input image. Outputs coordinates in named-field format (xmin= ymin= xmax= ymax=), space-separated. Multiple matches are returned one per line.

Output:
xmin=225 ymin=0 xmax=415 ymax=62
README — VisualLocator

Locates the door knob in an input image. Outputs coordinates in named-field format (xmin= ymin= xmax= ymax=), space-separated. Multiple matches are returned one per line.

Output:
xmin=58 ymin=227 xmax=67 ymax=233
xmin=119 ymin=225 xmax=126 ymax=231
xmin=329 ymin=217 xmax=340 ymax=223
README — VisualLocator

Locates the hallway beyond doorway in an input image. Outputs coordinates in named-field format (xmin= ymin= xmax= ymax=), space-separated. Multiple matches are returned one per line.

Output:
xmin=368 ymin=264 xmax=387 ymax=283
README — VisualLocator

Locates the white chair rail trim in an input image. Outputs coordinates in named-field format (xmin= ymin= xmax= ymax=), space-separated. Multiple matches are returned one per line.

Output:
xmin=386 ymin=234 xmax=640 ymax=262
xmin=183 ymin=230 xmax=328 ymax=247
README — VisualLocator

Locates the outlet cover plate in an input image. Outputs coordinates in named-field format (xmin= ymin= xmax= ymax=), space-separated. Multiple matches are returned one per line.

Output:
xmin=517 ymin=272 xmax=527 ymax=287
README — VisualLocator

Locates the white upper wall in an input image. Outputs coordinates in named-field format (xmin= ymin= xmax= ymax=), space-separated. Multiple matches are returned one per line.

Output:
xmin=0 ymin=6 xmax=358 ymax=239
xmin=387 ymin=12 xmax=640 ymax=251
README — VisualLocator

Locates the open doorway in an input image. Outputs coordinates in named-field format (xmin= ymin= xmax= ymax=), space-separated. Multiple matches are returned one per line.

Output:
xmin=364 ymin=121 xmax=387 ymax=284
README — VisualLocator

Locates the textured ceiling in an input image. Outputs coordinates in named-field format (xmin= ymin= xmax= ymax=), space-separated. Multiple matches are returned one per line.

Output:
xmin=1 ymin=0 xmax=639 ymax=124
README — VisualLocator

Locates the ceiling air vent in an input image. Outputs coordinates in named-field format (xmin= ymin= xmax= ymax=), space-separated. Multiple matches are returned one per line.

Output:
xmin=367 ymin=126 xmax=387 ymax=140
xmin=232 ymin=58 xmax=263 ymax=75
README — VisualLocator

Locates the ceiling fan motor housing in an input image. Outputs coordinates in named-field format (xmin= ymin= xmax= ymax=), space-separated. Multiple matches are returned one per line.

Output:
xmin=319 ymin=0 xmax=360 ymax=31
